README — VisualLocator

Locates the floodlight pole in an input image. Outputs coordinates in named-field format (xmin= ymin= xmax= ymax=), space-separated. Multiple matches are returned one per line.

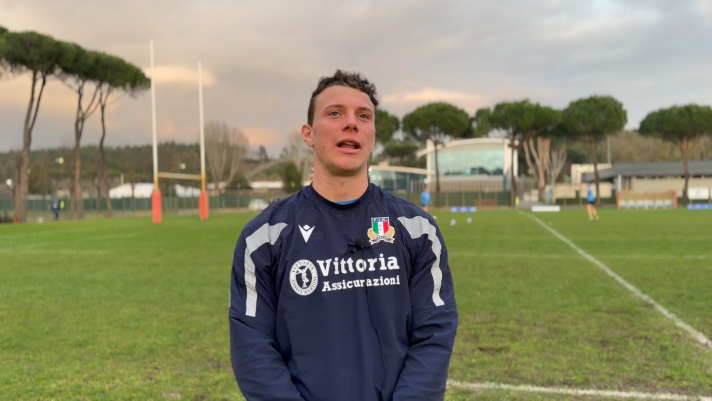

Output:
xmin=150 ymin=39 xmax=162 ymax=224
xmin=198 ymin=61 xmax=209 ymax=220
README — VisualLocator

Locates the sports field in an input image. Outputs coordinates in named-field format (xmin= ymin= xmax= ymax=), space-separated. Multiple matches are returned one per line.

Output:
xmin=1 ymin=209 xmax=711 ymax=400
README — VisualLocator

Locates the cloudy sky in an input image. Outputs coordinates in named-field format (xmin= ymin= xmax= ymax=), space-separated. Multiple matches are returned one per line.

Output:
xmin=1 ymin=0 xmax=711 ymax=156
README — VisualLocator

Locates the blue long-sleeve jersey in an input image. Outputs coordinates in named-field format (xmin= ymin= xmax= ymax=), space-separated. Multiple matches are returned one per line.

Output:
xmin=229 ymin=184 xmax=458 ymax=401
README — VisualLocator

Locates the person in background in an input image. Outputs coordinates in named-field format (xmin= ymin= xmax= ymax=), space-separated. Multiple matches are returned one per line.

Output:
xmin=51 ymin=200 xmax=60 ymax=221
xmin=421 ymin=186 xmax=431 ymax=212
xmin=585 ymin=184 xmax=598 ymax=220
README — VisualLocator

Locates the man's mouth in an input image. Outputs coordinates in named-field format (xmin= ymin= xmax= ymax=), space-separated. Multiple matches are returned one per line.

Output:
xmin=337 ymin=141 xmax=361 ymax=150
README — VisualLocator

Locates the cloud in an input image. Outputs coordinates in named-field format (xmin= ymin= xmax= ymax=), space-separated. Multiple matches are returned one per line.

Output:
xmin=2 ymin=0 xmax=712 ymax=154
xmin=142 ymin=65 xmax=217 ymax=88
xmin=383 ymin=88 xmax=485 ymax=110
xmin=0 ymin=77 xmax=76 ymax=115
xmin=702 ymin=0 xmax=712 ymax=20
xmin=240 ymin=126 xmax=282 ymax=147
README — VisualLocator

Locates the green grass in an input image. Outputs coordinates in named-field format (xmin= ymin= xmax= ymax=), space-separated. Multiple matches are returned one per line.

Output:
xmin=1 ymin=209 xmax=711 ymax=400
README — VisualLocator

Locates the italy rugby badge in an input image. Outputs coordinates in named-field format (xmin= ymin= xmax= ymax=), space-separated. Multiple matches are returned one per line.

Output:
xmin=367 ymin=217 xmax=396 ymax=245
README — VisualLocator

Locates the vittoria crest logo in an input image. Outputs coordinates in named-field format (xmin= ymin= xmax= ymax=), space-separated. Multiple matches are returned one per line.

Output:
xmin=290 ymin=259 xmax=319 ymax=296
xmin=367 ymin=217 xmax=396 ymax=245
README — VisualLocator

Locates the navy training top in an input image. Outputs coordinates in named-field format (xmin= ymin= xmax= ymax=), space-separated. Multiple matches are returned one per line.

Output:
xmin=229 ymin=183 xmax=458 ymax=401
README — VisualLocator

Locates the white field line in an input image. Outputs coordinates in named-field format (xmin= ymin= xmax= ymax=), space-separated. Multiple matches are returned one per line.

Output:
xmin=0 ymin=230 xmax=145 ymax=250
xmin=0 ymin=242 xmax=49 ymax=252
xmin=520 ymin=212 xmax=712 ymax=349
xmin=452 ymin=252 xmax=712 ymax=261
xmin=0 ymin=248 xmax=110 ymax=255
xmin=78 ymin=231 xmax=149 ymax=242
xmin=0 ymin=227 xmax=98 ymax=240
xmin=0 ymin=231 xmax=146 ymax=254
xmin=448 ymin=380 xmax=712 ymax=400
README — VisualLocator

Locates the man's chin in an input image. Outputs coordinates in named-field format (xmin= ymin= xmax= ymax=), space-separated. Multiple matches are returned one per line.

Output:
xmin=327 ymin=163 xmax=367 ymax=178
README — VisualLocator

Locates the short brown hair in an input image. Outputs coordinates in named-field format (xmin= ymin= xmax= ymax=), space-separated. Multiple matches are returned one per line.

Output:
xmin=307 ymin=70 xmax=378 ymax=126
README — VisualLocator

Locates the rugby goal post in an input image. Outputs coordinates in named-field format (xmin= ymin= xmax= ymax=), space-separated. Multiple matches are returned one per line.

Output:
xmin=617 ymin=190 xmax=678 ymax=210
xmin=150 ymin=40 xmax=209 ymax=224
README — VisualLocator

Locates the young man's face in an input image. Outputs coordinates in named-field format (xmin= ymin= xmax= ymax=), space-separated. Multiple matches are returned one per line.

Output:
xmin=302 ymin=85 xmax=376 ymax=177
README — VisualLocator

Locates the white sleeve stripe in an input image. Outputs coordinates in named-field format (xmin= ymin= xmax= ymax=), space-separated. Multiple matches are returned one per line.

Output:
xmin=244 ymin=222 xmax=288 ymax=317
xmin=397 ymin=216 xmax=445 ymax=307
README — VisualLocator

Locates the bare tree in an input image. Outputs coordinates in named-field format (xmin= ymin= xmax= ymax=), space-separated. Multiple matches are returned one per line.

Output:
xmin=280 ymin=131 xmax=312 ymax=183
xmin=546 ymin=146 xmax=567 ymax=204
xmin=205 ymin=121 xmax=249 ymax=193
xmin=523 ymin=136 xmax=552 ymax=202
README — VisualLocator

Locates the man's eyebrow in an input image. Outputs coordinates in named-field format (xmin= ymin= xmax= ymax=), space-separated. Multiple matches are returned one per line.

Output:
xmin=322 ymin=104 xmax=374 ymax=114
xmin=323 ymin=103 xmax=345 ymax=110
xmin=356 ymin=106 xmax=374 ymax=114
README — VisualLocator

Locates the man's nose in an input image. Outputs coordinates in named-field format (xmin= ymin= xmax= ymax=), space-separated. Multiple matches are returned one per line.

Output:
xmin=343 ymin=112 xmax=359 ymax=132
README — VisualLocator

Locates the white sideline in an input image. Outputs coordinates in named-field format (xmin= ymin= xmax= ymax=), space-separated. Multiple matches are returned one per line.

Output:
xmin=520 ymin=212 xmax=712 ymax=349
xmin=0 ymin=227 xmax=98 ymax=240
xmin=448 ymin=380 xmax=712 ymax=400
xmin=0 ymin=249 xmax=109 ymax=255
xmin=452 ymin=252 xmax=711 ymax=260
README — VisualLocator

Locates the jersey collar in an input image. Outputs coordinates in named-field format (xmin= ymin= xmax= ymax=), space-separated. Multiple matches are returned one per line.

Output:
xmin=305 ymin=183 xmax=374 ymax=212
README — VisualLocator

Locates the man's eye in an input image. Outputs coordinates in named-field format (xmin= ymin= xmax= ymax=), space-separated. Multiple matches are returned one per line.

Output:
xmin=329 ymin=111 xmax=339 ymax=116
xmin=360 ymin=114 xmax=371 ymax=120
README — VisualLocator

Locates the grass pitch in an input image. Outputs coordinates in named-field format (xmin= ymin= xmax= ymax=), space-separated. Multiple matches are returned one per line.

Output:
xmin=1 ymin=208 xmax=711 ymax=400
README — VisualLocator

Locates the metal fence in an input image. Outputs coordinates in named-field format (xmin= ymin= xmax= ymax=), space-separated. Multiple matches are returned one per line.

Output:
xmin=0 ymin=194 xmax=285 ymax=217
xmin=395 ymin=191 xmax=511 ymax=208
xmin=1 ymin=190 xmax=514 ymax=218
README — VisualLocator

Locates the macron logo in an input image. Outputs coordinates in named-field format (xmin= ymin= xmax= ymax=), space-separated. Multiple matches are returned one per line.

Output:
xmin=299 ymin=225 xmax=315 ymax=243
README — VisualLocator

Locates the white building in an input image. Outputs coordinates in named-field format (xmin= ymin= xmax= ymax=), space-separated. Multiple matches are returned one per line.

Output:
xmin=416 ymin=138 xmax=517 ymax=192
xmin=108 ymin=183 xmax=154 ymax=199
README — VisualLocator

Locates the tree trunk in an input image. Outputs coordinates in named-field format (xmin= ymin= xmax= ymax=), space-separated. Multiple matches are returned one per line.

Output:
xmin=72 ymin=132 xmax=83 ymax=219
xmin=510 ymin=139 xmax=517 ymax=207
xmin=434 ymin=143 xmax=441 ymax=207
xmin=15 ymin=71 xmax=39 ymax=222
xmin=523 ymin=137 xmax=550 ymax=203
xmin=547 ymin=147 xmax=567 ymax=205
xmin=590 ymin=135 xmax=601 ymax=206
xmin=41 ymin=161 xmax=47 ymax=210
xmin=537 ymin=137 xmax=551 ymax=202
xmin=680 ymin=139 xmax=690 ymax=205
xmin=69 ymin=83 xmax=99 ymax=219
xmin=99 ymin=102 xmax=113 ymax=217
xmin=16 ymin=148 xmax=29 ymax=222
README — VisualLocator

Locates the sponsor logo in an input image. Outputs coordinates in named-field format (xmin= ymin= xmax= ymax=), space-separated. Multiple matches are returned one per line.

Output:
xmin=316 ymin=254 xmax=400 ymax=276
xmin=322 ymin=275 xmax=400 ymax=293
xmin=299 ymin=225 xmax=314 ymax=243
xmin=288 ymin=254 xmax=402 ymax=295
xmin=367 ymin=217 xmax=395 ymax=245
xmin=290 ymin=259 xmax=319 ymax=296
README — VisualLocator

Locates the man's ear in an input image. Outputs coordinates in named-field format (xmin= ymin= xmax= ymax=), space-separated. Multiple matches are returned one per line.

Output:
xmin=301 ymin=124 xmax=314 ymax=148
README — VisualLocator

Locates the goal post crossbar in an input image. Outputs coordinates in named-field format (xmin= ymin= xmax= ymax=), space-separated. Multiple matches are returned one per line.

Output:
xmin=157 ymin=172 xmax=202 ymax=181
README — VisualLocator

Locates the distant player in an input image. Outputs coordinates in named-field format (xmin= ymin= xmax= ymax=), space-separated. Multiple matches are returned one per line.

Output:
xmin=229 ymin=70 xmax=457 ymax=400
xmin=585 ymin=184 xmax=598 ymax=220
xmin=51 ymin=201 xmax=60 ymax=221
xmin=421 ymin=186 xmax=431 ymax=212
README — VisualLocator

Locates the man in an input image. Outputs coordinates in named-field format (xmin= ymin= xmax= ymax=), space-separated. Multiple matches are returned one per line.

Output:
xmin=51 ymin=200 xmax=60 ymax=221
xmin=584 ymin=183 xmax=598 ymax=220
xmin=420 ymin=186 xmax=431 ymax=212
xmin=229 ymin=70 xmax=458 ymax=401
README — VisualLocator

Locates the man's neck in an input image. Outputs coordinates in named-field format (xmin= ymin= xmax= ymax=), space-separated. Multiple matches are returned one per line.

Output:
xmin=312 ymin=166 xmax=369 ymax=203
